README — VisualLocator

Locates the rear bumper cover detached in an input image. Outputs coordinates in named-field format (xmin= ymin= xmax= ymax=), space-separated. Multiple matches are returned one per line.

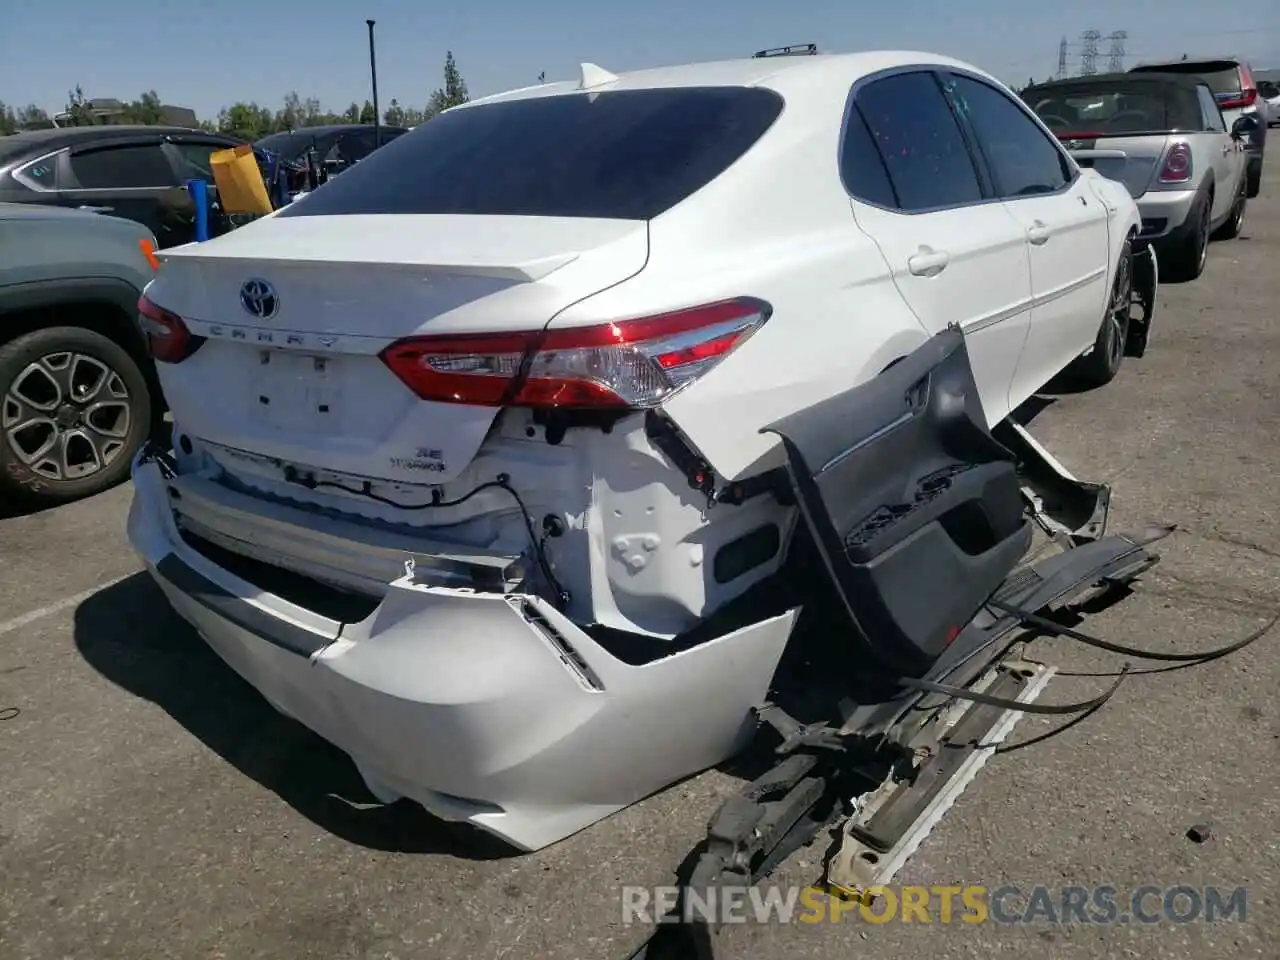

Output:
xmin=126 ymin=449 xmax=799 ymax=852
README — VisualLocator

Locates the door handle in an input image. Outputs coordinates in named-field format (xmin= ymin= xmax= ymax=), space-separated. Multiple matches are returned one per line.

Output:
xmin=907 ymin=246 xmax=950 ymax=277
xmin=77 ymin=205 xmax=114 ymax=213
xmin=1027 ymin=220 xmax=1051 ymax=245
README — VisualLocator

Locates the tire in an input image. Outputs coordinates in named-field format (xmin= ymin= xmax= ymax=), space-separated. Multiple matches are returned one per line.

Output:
xmin=1157 ymin=187 xmax=1211 ymax=282
xmin=1245 ymin=159 xmax=1261 ymax=199
xmin=1070 ymin=239 xmax=1133 ymax=388
xmin=0 ymin=326 xmax=152 ymax=507
xmin=1211 ymin=180 xmax=1248 ymax=241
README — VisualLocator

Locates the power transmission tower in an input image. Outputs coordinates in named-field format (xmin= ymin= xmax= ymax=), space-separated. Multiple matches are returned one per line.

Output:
xmin=1106 ymin=31 xmax=1128 ymax=72
xmin=1080 ymin=30 xmax=1102 ymax=75
xmin=1057 ymin=36 xmax=1069 ymax=78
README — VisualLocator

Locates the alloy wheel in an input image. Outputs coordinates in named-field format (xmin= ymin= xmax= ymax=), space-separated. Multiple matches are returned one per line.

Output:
xmin=1107 ymin=252 xmax=1133 ymax=371
xmin=1 ymin=351 xmax=132 ymax=482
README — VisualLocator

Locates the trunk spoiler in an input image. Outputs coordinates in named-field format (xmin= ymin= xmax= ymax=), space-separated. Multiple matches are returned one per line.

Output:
xmin=153 ymin=248 xmax=580 ymax=283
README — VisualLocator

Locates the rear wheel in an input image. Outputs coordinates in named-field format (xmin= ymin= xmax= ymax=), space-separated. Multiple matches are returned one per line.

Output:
xmin=1245 ymin=159 xmax=1261 ymax=199
xmin=0 ymin=326 xmax=152 ymax=508
xmin=1158 ymin=188 xmax=1211 ymax=282
xmin=1212 ymin=180 xmax=1248 ymax=240
xmin=1070 ymin=239 xmax=1132 ymax=388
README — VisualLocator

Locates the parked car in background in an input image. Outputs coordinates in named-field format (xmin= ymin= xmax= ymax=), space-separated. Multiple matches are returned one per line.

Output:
xmin=0 ymin=126 xmax=246 ymax=248
xmin=0 ymin=204 xmax=163 ymax=506
xmin=1259 ymin=79 xmax=1280 ymax=126
xmin=1130 ymin=57 xmax=1266 ymax=198
xmin=253 ymin=124 xmax=409 ymax=194
xmin=126 ymin=51 xmax=1153 ymax=852
xmin=1022 ymin=71 xmax=1253 ymax=281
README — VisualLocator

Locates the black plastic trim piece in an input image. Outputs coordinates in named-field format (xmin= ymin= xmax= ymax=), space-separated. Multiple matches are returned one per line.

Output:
xmin=155 ymin=552 xmax=336 ymax=658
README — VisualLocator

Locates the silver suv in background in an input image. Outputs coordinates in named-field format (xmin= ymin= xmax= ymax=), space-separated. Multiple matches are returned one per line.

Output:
xmin=1130 ymin=57 xmax=1267 ymax=198
xmin=1021 ymin=71 xmax=1254 ymax=281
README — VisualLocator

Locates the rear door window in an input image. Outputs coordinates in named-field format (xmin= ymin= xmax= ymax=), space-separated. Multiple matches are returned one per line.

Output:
xmin=279 ymin=87 xmax=784 ymax=220
xmin=852 ymin=71 xmax=984 ymax=211
xmin=943 ymin=73 xmax=1072 ymax=198
xmin=67 ymin=143 xmax=177 ymax=189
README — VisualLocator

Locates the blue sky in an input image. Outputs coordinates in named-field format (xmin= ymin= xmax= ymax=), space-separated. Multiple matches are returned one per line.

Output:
xmin=3 ymin=0 xmax=1275 ymax=121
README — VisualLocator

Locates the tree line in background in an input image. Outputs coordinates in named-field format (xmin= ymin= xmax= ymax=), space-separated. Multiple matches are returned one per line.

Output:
xmin=0 ymin=51 xmax=469 ymax=140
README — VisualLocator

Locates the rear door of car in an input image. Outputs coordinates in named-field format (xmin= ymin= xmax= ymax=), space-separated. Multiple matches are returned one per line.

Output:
xmin=58 ymin=135 xmax=184 ymax=245
xmin=941 ymin=69 xmax=1111 ymax=405
xmin=844 ymin=67 xmax=1032 ymax=424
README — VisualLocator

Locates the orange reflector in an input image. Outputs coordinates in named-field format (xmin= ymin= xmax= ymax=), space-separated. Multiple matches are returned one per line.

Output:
xmin=138 ymin=238 xmax=161 ymax=271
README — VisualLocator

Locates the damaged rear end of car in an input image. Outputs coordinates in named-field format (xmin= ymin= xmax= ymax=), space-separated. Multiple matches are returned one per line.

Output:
xmin=127 ymin=78 xmax=823 ymax=851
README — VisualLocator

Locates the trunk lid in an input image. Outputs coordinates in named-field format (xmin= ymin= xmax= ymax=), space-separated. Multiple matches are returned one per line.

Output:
xmin=1061 ymin=134 xmax=1171 ymax=198
xmin=148 ymin=213 xmax=648 ymax=485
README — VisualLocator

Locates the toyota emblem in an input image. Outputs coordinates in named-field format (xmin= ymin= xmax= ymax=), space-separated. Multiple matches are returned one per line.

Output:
xmin=239 ymin=278 xmax=278 ymax=320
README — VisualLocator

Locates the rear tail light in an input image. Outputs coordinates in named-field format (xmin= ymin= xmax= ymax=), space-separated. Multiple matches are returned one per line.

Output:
xmin=1158 ymin=142 xmax=1192 ymax=183
xmin=137 ymin=294 xmax=203 ymax=363
xmin=1218 ymin=89 xmax=1257 ymax=109
xmin=1220 ymin=65 xmax=1257 ymax=109
xmin=379 ymin=297 xmax=772 ymax=410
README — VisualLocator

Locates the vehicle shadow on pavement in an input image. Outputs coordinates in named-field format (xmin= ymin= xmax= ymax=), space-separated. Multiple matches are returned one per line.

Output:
xmin=72 ymin=571 xmax=516 ymax=861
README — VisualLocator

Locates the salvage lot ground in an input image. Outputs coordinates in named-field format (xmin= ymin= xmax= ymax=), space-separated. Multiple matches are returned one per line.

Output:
xmin=2 ymin=169 xmax=1279 ymax=960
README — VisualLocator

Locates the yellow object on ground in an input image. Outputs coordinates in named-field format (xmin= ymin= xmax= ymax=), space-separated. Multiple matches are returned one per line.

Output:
xmin=209 ymin=144 xmax=273 ymax=215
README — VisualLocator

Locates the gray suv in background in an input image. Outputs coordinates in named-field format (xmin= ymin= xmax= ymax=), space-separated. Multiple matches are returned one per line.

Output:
xmin=0 ymin=204 xmax=163 ymax=508
xmin=1130 ymin=57 xmax=1267 ymax=198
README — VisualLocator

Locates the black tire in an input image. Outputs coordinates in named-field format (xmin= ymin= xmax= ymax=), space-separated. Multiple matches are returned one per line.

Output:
xmin=1157 ymin=187 xmax=1211 ymax=282
xmin=1211 ymin=180 xmax=1248 ymax=240
xmin=0 ymin=326 xmax=152 ymax=507
xmin=1070 ymin=239 xmax=1133 ymax=388
xmin=1245 ymin=159 xmax=1261 ymax=199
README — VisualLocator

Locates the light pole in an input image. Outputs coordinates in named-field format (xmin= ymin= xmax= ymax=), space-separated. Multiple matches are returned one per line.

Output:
xmin=367 ymin=19 xmax=380 ymax=148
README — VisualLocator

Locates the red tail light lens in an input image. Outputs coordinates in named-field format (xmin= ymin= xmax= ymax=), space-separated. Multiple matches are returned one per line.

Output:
xmin=1158 ymin=142 xmax=1192 ymax=183
xmin=1220 ymin=65 xmax=1257 ymax=109
xmin=1218 ymin=89 xmax=1257 ymax=109
xmin=379 ymin=297 xmax=772 ymax=410
xmin=137 ymin=294 xmax=202 ymax=363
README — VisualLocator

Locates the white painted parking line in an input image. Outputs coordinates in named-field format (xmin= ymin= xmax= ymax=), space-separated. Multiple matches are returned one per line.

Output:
xmin=0 ymin=574 xmax=134 ymax=638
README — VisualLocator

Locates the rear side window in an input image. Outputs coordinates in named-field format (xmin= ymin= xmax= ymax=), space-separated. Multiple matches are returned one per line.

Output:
xmin=68 ymin=144 xmax=176 ymax=189
xmin=944 ymin=74 xmax=1070 ymax=198
xmin=279 ymin=87 xmax=784 ymax=220
xmin=839 ymin=107 xmax=897 ymax=207
xmin=852 ymin=71 xmax=983 ymax=212
xmin=1196 ymin=86 xmax=1226 ymax=132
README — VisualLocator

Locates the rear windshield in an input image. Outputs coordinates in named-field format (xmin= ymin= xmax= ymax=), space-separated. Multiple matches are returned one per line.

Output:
xmin=1259 ymin=80 xmax=1279 ymax=98
xmin=1021 ymin=81 xmax=1202 ymax=135
xmin=1131 ymin=61 xmax=1243 ymax=97
xmin=255 ymin=131 xmax=335 ymax=160
xmin=278 ymin=87 xmax=785 ymax=221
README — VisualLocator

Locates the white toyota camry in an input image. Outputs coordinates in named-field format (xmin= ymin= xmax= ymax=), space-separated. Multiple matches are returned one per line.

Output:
xmin=128 ymin=49 xmax=1155 ymax=852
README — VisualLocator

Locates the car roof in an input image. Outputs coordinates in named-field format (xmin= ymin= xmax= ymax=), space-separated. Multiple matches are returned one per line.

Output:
xmin=257 ymin=124 xmax=410 ymax=139
xmin=460 ymin=50 xmax=1000 ymax=109
xmin=0 ymin=125 xmax=240 ymax=160
xmin=1132 ymin=56 xmax=1249 ymax=69
xmin=1025 ymin=71 xmax=1208 ymax=92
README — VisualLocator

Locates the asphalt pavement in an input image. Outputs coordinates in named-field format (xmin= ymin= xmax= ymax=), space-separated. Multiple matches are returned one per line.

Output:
xmin=2 ymin=167 xmax=1278 ymax=960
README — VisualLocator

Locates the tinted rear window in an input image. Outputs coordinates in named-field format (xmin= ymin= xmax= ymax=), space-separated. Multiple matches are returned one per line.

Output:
xmin=255 ymin=131 xmax=336 ymax=160
xmin=1131 ymin=61 xmax=1243 ymax=97
xmin=1022 ymin=81 xmax=1202 ymax=134
xmin=279 ymin=87 xmax=784 ymax=221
